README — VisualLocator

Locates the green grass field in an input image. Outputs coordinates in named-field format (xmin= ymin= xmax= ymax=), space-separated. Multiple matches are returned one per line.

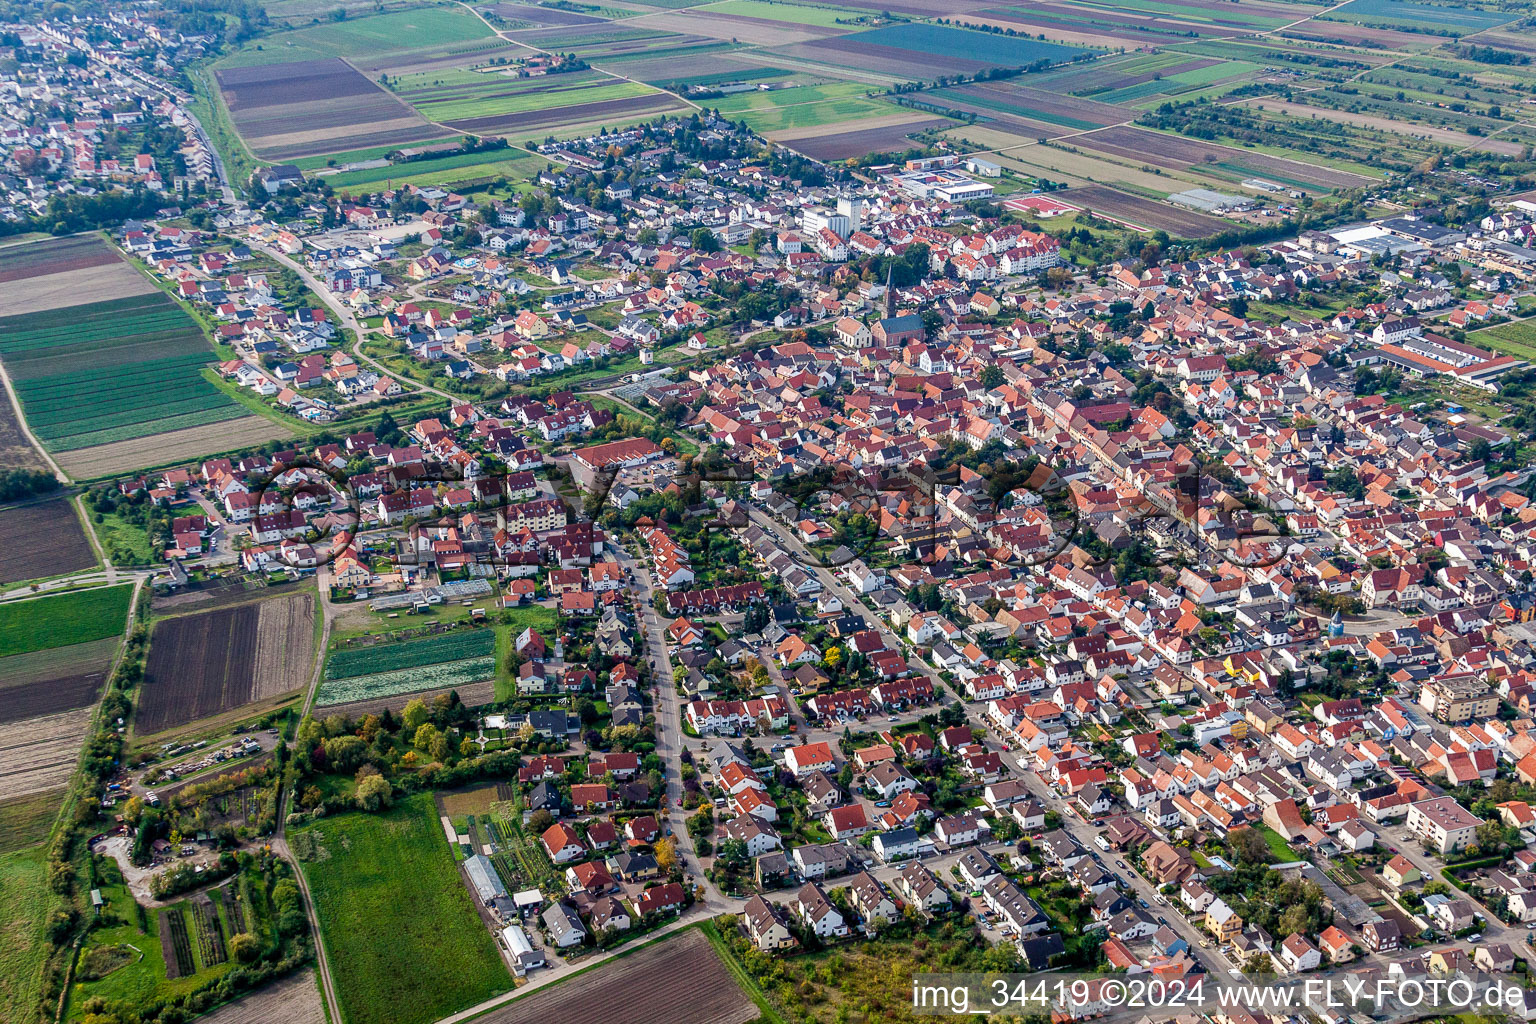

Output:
xmin=0 ymin=847 xmax=59 ymax=1024
xmin=292 ymin=795 xmax=511 ymax=1024
xmin=696 ymin=0 xmax=863 ymax=27
xmin=0 ymin=584 xmax=132 ymax=657
xmin=404 ymin=79 xmax=654 ymax=122
xmin=217 ymin=6 xmax=496 ymax=67
xmin=322 ymin=150 xmax=548 ymax=191
xmin=712 ymin=81 xmax=901 ymax=131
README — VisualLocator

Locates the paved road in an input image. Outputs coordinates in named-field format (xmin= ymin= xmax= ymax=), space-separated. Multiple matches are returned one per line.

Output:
xmin=744 ymin=502 xmax=1247 ymax=980
xmin=245 ymin=239 xmax=455 ymax=403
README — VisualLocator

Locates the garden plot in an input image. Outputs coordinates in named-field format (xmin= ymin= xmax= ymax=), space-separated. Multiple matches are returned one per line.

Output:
xmin=316 ymin=627 xmax=496 ymax=707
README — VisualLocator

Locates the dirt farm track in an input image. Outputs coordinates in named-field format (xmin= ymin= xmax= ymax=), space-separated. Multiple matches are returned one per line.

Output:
xmin=477 ymin=929 xmax=756 ymax=1024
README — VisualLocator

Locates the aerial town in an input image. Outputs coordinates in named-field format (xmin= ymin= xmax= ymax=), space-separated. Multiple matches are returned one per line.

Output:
xmin=4 ymin=3 xmax=1536 ymax=1024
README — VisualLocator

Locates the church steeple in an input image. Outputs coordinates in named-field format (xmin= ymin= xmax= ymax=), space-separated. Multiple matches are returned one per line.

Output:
xmin=885 ymin=263 xmax=894 ymax=319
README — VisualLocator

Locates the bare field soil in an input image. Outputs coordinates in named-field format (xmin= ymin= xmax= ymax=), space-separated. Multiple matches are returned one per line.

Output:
xmin=478 ymin=929 xmax=755 ymax=1024
xmin=1238 ymin=98 xmax=1524 ymax=155
xmin=0 ymin=235 xmax=121 ymax=284
xmin=216 ymin=58 xmax=449 ymax=161
xmin=315 ymin=678 xmax=495 ymax=720
xmin=0 ymin=706 xmax=94 ymax=798
xmin=0 ymin=393 xmax=45 ymax=472
xmin=0 ymin=260 xmax=153 ymax=318
xmin=53 ymin=415 xmax=293 ymax=481
xmin=0 ymin=637 xmax=117 ymax=724
xmin=779 ymin=116 xmax=953 ymax=160
xmin=444 ymin=93 xmax=688 ymax=134
xmin=1061 ymin=183 xmax=1230 ymax=236
xmin=138 ymin=593 xmax=314 ymax=733
xmin=195 ymin=971 xmax=325 ymax=1024
xmin=152 ymin=578 xmax=306 ymax=614
xmin=1076 ymin=125 xmax=1375 ymax=187
xmin=253 ymin=593 xmax=317 ymax=701
xmin=0 ymin=497 xmax=97 ymax=584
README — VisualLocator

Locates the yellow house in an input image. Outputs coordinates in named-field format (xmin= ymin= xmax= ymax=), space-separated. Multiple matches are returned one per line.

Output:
xmin=1205 ymin=899 xmax=1242 ymax=943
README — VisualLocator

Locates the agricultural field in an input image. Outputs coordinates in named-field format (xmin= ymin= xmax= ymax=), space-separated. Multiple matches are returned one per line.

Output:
xmin=1074 ymin=125 xmax=1377 ymax=190
xmin=1059 ymin=183 xmax=1231 ymax=236
xmin=324 ymin=626 xmax=496 ymax=679
xmin=0 ymin=636 xmax=118 ymax=725
xmin=0 ymin=790 xmax=60 ymax=854
xmin=0 ymin=707 xmax=98 ymax=799
xmin=54 ymin=417 xmax=294 ymax=482
xmin=697 ymin=0 xmax=867 ymax=27
xmin=290 ymin=794 xmax=511 ymax=1024
xmin=1473 ymin=320 xmax=1536 ymax=362
xmin=0 ymin=235 xmax=155 ymax=318
xmin=191 ymin=970 xmax=325 ymax=1024
xmin=216 ymin=6 xmax=499 ymax=68
xmin=796 ymin=22 xmax=1092 ymax=77
xmin=713 ymin=81 xmax=901 ymax=133
xmin=0 ymin=582 xmax=129 ymax=802
xmin=0 ymin=393 xmax=44 ymax=474
xmin=393 ymin=69 xmax=656 ymax=124
xmin=0 ymin=584 xmax=132 ymax=658
xmin=137 ymin=593 xmax=316 ymax=735
xmin=0 ymin=497 xmax=96 ymax=584
xmin=319 ymin=149 xmax=548 ymax=191
xmin=438 ymin=89 xmax=690 ymax=136
xmin=1322 ymin=0 xmax=1518 ymax=34
xmin=0 ymin=239 xmax=257 ymax=468
xmin=476 ymin=928 xmax=756 ymax=1024
xmin=215 ymin=59 xmax=452 ymax=162
xmin=773 ymin=113 xmax=954 ymax=160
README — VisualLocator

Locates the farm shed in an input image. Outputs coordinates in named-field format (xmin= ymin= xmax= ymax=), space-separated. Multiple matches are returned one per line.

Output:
xmin=501 ymin=924 xmax=544 ymax=976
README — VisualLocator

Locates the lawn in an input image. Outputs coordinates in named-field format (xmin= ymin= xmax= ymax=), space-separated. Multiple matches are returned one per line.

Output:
xmin=1253 ymin=823 xmax=1296 ymax=862
xmin=0 ymin=847 xmax=59 ymax=1024
xmin=0 ymin=583 xmax=132 ymax=657
xmin=291 ymin=794 xmax=511 ymax=1024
